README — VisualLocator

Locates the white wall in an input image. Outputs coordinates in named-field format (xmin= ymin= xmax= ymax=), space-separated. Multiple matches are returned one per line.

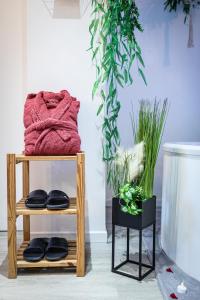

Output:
xmin=0 ymin=0 xmax=26 ymax=230
xmin=0 ymin=0 xmax=107 ymax=242
xmin=1 ymin=0 xmax=200 ymax=240
xmin=113 ymin=0 xmax=200 ymax=204
xmin=26 ymin=0 xmax=106 ymax=242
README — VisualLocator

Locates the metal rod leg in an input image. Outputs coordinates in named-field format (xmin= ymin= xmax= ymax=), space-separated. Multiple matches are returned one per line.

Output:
xmin=153 ymin=223 xmax=156 ymax=269
xmin=139 ymin=229 xmax=142 ymax=280
xmin=112 ymin=224 xmax=115 ymax=271
xmin=127 ymin=227 xmax=130 ymax=261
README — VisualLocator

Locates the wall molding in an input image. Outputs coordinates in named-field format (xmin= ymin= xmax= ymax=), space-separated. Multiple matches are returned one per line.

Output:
xmin=31 ymin=230 xmax=108 ymax=243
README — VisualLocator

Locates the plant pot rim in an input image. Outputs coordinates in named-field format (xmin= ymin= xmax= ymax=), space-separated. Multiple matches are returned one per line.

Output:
xmin=112 ymin=195 xmax=156 ymax=200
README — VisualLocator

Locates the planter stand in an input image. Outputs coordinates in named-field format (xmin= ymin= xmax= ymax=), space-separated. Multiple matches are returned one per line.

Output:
xmin=111 ymin=197 xmax=156 ymax=281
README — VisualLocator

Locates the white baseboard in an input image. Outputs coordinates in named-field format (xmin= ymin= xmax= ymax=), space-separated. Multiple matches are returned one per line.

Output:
xmin=31 ymin=230 xmax=108 ymax=243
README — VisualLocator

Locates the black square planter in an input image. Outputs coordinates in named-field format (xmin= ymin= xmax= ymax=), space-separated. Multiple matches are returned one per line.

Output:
xmin=111 ymin=196 xmax=156 ymax=281
xmin=112 ymin=196 xmax=156 ymax=230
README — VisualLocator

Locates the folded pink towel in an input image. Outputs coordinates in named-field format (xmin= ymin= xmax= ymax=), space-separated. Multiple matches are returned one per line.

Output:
xmin=24 ymin=90 xmax=81 ymax=155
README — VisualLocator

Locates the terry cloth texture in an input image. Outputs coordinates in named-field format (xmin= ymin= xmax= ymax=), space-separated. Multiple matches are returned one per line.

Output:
xmin=24 ymin=90 xmax=81 ymax=155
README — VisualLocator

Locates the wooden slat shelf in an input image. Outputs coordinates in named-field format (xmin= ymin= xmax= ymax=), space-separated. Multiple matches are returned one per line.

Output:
xmin=15 ymin=154 xmax=77 ymax=163
xmin=17 ymin=241 xmax=77 ymax=268
xmin=16 ymin=197 xmax=77 ymax=216
xmin=7 ymin=152 xmax=85 ymax=278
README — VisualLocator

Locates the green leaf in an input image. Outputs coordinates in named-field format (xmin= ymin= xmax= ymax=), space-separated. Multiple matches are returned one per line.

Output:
xmin=138 ymin=68 xmax=147 ymax=85
xmin=92 ymin=80 xmax=99 ymax=98
xmin=92 ymin=47 xmax=99 ymax=60
xmin=122 ymin=41 xmax=130 ymax=55
xmin=136 ymin=51 xmax=145 ymax=67
xmin=93 ymin=19 xmax=99 ymax=36
xmin=136 ymin=43 xmax=141 ymax=54
xmin=97 ymin=3 xmax=105 ymax=13
xmin=129 ymin=73 xmax=133 ymax=84
xmin=97 ymin=103 xmax=104 ymax=116
xmin=116 ymin=75 xmax=124 ymax=87
xmin=113 ymin=127 xmax=119 ymax=143
xmin=128 ymin=54 xmax=135 ymax=71
xmin=102 ymin=71 xmax=109 ymax=83
xmin=96 ymin=65 xmax=100 ymax=76
xmin=124 ymin=69 xmax=128 ymax=84
xmin=111 ymin=88 xmax=117 ymax=98
xmin=100 ymin=89 xmax=106 ymax=101
xmin=121 ymin=206 xmax=128 ymax=213
xmin=105 ymin=130 xmax=111 ymax=141
xmin=103 ymin=118 xmax=111 ymax=133
xmin=89 ymin=19 xmax=95 ymax=35
xmin=106 ymin=100 xmax=112 ymax=114
xmin=109 ymin=79 xmax=114 ymax=95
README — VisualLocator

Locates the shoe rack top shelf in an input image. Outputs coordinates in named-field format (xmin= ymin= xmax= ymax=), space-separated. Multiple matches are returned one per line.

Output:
xmin=15 ymin=154 xmax=81 ymax=163
xmin=16 ymin=197 xmax=77 ymax=216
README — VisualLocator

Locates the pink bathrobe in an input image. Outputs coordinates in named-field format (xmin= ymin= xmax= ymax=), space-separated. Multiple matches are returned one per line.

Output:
xmin=24 ymin=90 xmax=81 ymax=155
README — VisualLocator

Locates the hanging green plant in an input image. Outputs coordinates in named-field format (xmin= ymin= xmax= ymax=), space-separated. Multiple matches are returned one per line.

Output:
xmin=164 ymin=0 xmax=200 ymax=22
xmin=164 ymin=0 xmax=200 ymax=47
xmin=89 ymin=0 xmax=146 ymax=161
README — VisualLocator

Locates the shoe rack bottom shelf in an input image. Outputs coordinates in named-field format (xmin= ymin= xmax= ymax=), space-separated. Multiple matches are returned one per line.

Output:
xmin=17 ymin=240 xmax=77 ymax=269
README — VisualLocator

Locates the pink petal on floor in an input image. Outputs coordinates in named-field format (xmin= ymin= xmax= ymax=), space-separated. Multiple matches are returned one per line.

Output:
xmin=166 ymin=267 xmax=173 ymax=273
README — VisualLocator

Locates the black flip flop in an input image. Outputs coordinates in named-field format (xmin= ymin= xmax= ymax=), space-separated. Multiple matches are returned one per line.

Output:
xmin=45 ymin=237 xmax=68 ymax=261
xmin=25 ymin=189 xmax=48 ymax=209
xmin=46 ymin=190 xmax=69 ymax=210
xmin=23 ymin=238 xmax=48 ymax=262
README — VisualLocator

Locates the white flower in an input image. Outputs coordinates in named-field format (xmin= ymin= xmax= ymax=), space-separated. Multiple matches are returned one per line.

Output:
xmin=115 ymin=142 xmax=144 ymax=183
xmin=128 ymin=142 xmax=144 ymax=182
xmin=115 ymin=147 xmax=126 ymax=166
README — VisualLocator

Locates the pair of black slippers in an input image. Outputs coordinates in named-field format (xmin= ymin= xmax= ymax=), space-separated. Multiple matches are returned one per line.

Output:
xmin=23 ymin=237 xmax=68 ymax=262
xmin=25 ymin=189 xmax=69 ymax=210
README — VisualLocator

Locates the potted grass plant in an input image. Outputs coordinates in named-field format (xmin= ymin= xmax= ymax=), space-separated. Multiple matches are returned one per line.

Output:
xmin=109 ymin=98 xmax=168 ymax=229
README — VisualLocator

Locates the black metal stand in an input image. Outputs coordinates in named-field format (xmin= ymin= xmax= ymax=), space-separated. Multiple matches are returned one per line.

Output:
xmin=111 ymin=223 xmax=156 ymax=281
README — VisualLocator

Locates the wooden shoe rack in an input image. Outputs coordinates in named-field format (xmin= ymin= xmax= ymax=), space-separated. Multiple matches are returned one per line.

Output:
xmin=7 ymin=153 xmax=85 ymax=278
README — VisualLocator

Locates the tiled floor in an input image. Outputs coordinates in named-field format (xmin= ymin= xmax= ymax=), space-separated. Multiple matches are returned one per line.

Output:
xmin=0 ymin=232 xmax=163 ymax=300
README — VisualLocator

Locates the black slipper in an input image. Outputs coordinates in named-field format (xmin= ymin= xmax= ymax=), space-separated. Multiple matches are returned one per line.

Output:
xmin=46 ymin=190 xmax=69 ymax=210
xmin=23 ymin=238 xmax=48 ymax=262
xmin=25 ymin=189 xmax=48 ymax=209
xmin=45 ymin=237 xmax=68 ymax=261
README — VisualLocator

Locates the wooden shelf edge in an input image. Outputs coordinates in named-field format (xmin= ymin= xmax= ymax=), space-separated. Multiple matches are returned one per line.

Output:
xmin=16 ymin=210 xmax=77 ymax=216
xmin=16 ymin=198 xmax=77 ymax=216
xmin=17 ymin=241 xmax=77 ymax=269
xmin=15 ymin=154 xmax=79 ymax=163
xmin=17 ymin=260 xmax=77 ymax=269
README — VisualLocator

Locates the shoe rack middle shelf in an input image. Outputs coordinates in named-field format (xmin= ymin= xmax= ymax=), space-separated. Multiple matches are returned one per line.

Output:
xmin=16 ymin=197 xmax=77 ymax=216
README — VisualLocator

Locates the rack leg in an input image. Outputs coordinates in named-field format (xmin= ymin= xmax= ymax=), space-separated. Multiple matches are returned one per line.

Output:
xmin=76 ymin=153 xmax=85 ymax=277
xmin=111 ymin=224 xmax=115 ymax=270
xmin=139 ymin=229 xmax=142 ymax=280
xmin=7 ymin=154 xmax=17 ymax=278
xmin=127 ymin=227 xmax=130 ymax=261
xmin=153 ymin=222 xmax=156 ymax=269
xmin=22 ymin=161 xmax=30 ymax=241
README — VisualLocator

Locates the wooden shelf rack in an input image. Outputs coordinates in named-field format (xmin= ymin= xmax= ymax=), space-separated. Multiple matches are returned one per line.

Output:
xmin=7 ymin=153 xmax=85 ymax=278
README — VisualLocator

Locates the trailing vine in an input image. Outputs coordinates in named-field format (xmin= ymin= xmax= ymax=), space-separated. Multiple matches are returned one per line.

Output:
xmin=164 ymin=0 xmax=200 ymax=47
xmin=119 ymin=183 xmax=145 ymax=216
xmin=89 ymin=0 xmax=146 ymax=161
xmin=164 ymin=0 xmax=200 ymax=22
